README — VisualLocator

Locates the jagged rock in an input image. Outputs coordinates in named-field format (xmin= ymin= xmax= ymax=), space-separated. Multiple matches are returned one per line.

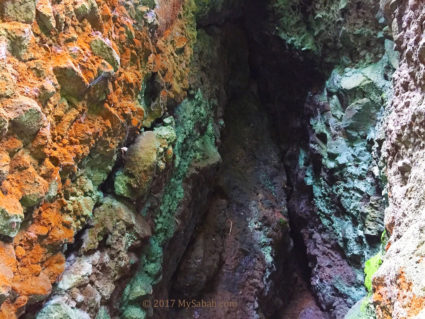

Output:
xmin=114 ymin=131 xmax=160 ymax=199
xmin=0 ymin=109 xmax=8 ymax=138
xmin=82 ymin=196 xmax=151 ymax=252
xmin=0 ymin=22 xmax=33 ymax=60
xmin=0 ymin=65 xmax=16 ymax=98
xmin=74 ymin=0 xmax=102 ymax=30
xmin=0 ymin=151 xmax=9 ymax=183
xmin=53 ymin=61 xmax=89 ymax=100
xmin=0 ymin=243 xmax=15 ymax=304
xmin=36 ymin=0 xmax=56 ymax=32
xmin=37 ymin=299 xmax=90 ymax=319
xmin=90 ymin=38 xmax=120 ymax=71
xmin=0 ymin=192 xmax=23 ymax=237
xmin=0 ymin=0 xmax=37 ymax=24
xmin=3 ymin=96 xmax=45 ymax=141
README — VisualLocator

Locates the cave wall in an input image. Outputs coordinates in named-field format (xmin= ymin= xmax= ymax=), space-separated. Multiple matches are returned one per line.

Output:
xmin=372 ymin=1 xmax=425 ymax=318
xmin=0 ymin=0 xmax=421 ymax=318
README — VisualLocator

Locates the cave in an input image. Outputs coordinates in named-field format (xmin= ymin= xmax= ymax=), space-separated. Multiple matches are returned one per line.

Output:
xmin=0 ymin=0 xmax=407 ymax=318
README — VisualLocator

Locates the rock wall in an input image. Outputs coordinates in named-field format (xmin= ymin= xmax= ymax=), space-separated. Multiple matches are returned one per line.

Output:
xmin=0 ymin=0 xmax=205 ymax=317
xmin=1 ymin=0 xmax=422 ymax=318
xmin=373 ymin=1 xmax=425 ymax=318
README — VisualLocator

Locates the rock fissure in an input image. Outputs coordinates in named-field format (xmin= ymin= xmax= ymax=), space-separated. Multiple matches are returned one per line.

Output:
xmin=0 ymin=0 xmax=417 ymax=318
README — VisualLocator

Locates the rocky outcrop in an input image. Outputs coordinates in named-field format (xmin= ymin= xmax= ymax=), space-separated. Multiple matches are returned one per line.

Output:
xmin=372 ymin=1 xmax=425 ymax=318
xmin=2 ymin=0 xmax=424 ymax=318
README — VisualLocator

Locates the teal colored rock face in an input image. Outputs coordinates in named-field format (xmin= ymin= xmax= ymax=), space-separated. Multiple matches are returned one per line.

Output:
xmin=305 ymin=48 xmax=394 ymax=264
xmin=37 ymin=300 xmax=89 ymax=319
xmin=272 ymin=0 xmax=386 ymax=66
xmin=120 ymin=90 xmax=220 ymax=318
xmin=296 ymin=42 xmax=396 ymax=314
xmin=344 ymin=296 xmax=376 ymax=319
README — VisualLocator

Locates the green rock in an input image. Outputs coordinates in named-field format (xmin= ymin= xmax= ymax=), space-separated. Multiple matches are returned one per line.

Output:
xmin=37 ymin=300 xmax=89 ymax=319
xmin=114 ymin=131 xmax=160 ymax=200
xmin=1 ymin=0 xmax=37 ymax=24
xmin=90 ymin=38 xmax=120 ymax=71
xmin=4 ymin=96 xmax=45 ymax=141
xmin=95 ymin=307 xmax=111 ymax=319
xmin=36 ymin=0 xmax=56 ymax=32
xmin=0 ymin=109 xmax=8 ymax=137
xmin=121 ymin=306 xmax=146 ymax=319
xmin=53 ymin=61 xmax=89 ymax=100
xmin=0 ymin=198 xmax=23 ymax=238
xmin=344 ymin=296 xmax=376 ymax=319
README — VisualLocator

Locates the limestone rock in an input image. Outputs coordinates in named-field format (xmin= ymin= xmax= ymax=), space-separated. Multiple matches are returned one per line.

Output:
xmin=90 ymin=38 xmax=120 ymax=71
xmin=0 ymin=0 xmax=37 ymax=24
xmin=0 ymin=243 xmax=15 ymax=304
xmin=0 ymin=192 xmax=23 ymax=237
xmin=114 ymin=131 xmax=160 ymax=200
xmin=0 ymin=151 xmax=10 ymax=183
xmin=3 ymin=96 xmax=45 ymax=141
xmin=37 ymin=299 xmax=90 ymax=319
xmin=53 ymin=61 xmax=89 ymax=100
xmin=36 ymin=0 xmax=56 ymax=32
xmin=0 ymin=22 xmax=33 ymax=60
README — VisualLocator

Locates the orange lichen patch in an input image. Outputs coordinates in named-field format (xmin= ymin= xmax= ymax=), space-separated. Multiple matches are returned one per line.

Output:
xmin=0 ymin=0 xmax=195 ymax=314
xmin=42 ymin=253 xmax=66 ymax=282
xmin=175 ymin=35 xmax=188 ymax=49
xmin=12 ymin=273 xmax=52 ymax=298
xmin=0 ymin=243 xmax=16 ymax=290
xmin=374 ymin=270 xmax=425 ymax=319
xmin=0 ymin=301 xmax=17 ymax=319
xmin=156 ymin=0 xmax=185 ymax=35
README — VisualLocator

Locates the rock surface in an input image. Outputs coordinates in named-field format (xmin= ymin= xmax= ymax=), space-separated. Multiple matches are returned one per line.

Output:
xmin=0 ymin=0 xmax=423 ymax=318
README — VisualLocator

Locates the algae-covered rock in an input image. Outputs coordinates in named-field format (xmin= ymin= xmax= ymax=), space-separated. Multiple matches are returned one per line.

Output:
xmin=37 ymin=299 xmax=90 ymax=319
xmin=90 ymin=38 xmax=120 ymax=71
xmin=36 ymin=0 xmax=56 ymax=32
xmin=114 ymin=130 xmax=167 ymax=200
xmin=53 ymin=61 xmax=89 ymax=100
xmin=82 ymin=196 xmax=151 ymax=252
xmin=0 ymin=109 xmax=8 ymax=138
xmin=3 ymin=96 xmax=44 ymax=140
xmin=0 ymin=151 xmax=10 ymax=183
xmin=0 ymin=0 xmax=37 ymax=24
xmin=0 ymin=192 xmax=23 ymax=237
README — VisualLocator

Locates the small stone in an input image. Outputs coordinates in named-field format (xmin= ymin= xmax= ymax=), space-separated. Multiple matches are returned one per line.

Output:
xmin=36 ymin=0 xmax=56 ymax=32
xmin=95 ymin=306 xmax=111 ymax=319
xmin=0 ymin=243 xmax=15 ymax=303
xmin=53 ymin=61 xmax=89 ymax=100
xmin=90 ymin=37 xmax=120 ymax=71
xmin=0 ymin=192 xmax=24 ymax=237
xmin=0 ymin=109 xmax=8 ymax=138
xmin=37 ymin=299 xmax=90 ymax=319
xmin=0 ymin=65 xmax=17 ymax=98
xmin=0 ymin=22 xmax=33 ymax=60
xmin=0 ymin=151 xmax=10 ymax=183
xmin=57 ymin=257 xmax=93 ymax=291
xmin=1 ymin=0 xmax=37 ymax=24
xmin=38 ymin=79 xmax=57 ymax=105
xmin=114 ymin=131 xmax=159 ymax=199
xmin=74 ymin=0 xmax=102 ymax=30
xmin=3 ymin=96 xmax=45 ymax=141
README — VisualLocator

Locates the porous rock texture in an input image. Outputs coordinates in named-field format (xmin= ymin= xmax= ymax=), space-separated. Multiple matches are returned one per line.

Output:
xmin=372 ymin=1 xmax=425 ymax=318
